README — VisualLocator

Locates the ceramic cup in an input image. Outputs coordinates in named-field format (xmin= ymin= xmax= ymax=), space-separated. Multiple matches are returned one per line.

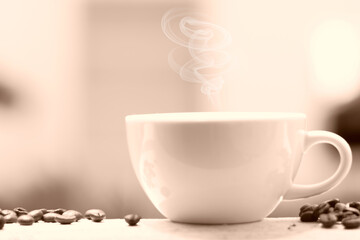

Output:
xmin=125 ymin=112 xmax=352 ymax=224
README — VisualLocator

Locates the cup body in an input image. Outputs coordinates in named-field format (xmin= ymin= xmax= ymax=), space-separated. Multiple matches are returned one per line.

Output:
xmin=126 ymin=112 xmax=306 ymax=224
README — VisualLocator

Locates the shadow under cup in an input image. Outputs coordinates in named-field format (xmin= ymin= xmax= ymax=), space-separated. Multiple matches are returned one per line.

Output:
xmin=125 ymin=112 xmax=352 ymax=224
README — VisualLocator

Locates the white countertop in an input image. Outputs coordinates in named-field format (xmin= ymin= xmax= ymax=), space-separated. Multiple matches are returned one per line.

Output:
xmin=0 ymin=217 xmax=358 ymax=240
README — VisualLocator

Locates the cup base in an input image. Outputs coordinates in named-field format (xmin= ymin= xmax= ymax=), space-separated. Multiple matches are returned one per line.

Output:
xmin=167 ymin=217 xmax=263 ymax=225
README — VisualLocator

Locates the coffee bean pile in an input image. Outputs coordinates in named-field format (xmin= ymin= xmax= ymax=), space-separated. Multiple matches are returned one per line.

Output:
xmin=0 ymin=207 xmax=141 ymax=230
xmin=299 ymin=198 xmax=360 ymax=229
xmin=0 ymin=207 xmax=106 ymax=229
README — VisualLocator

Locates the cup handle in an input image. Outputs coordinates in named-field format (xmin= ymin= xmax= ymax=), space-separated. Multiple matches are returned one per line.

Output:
xmin=283 ymin=130 xmax=352 ymax=200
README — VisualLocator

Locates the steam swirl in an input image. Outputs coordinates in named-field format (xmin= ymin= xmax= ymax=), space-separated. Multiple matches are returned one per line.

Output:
xmin=161 ymin=8 xmax=232 ymax=98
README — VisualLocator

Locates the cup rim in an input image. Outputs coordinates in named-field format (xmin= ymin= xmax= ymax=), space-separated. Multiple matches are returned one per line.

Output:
xmin=125 ymin=112 xmax=306 ymax=122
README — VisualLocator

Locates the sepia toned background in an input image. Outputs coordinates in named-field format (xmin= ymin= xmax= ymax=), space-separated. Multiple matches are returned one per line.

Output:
xmin=0 ymin=0 xmax=360 ymax=218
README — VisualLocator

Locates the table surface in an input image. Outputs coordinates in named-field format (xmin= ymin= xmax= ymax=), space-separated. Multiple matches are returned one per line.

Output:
xmin=0 ymin=217 xmax=359 ymax=240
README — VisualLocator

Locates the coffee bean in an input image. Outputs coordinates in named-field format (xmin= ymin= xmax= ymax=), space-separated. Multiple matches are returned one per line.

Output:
xmin=85 ymin=209 xmax=106 ymax=222
xmin=0 ymin=215 xmax=4 ymax=230
xmin=300 ymin=210 xmax=318 ymax=222
xmin=17 ymin=215 xmax=34 ymax=226
xmin=348 ymin=202 xmax=360 ymax=211
xmin=55 ymin=214 xmax=76 ymax=225
xmin=90 ymin=213 xmax=105 ymax=222
xmin=319 ymin=213 xmax=337 ymax=228
xmin=13 ymin=207 xmax=28 ymax=217
xmin=63 ymin=210 xmax=83 ymax=221
xmin=325 ymin=198 xmax=340 ymax=208
xmin=1 ymin=210 xmax=17 ymax=223
xmin=4 ymin=214 xmax=17 ymax=223
xmin=334 ymin=211 xmax=345 ymax=221
xmin=28 ymin=209 xmax=44 ymax=222
xmin=344 ymin=206 xmax=360 ymax=216
xmin=48 ymin=208 xmax=67 ymax=215
xmin=341 ymin=211 xmax=356 ymax=220
xmin=343 ymin=214 xmax=358 ymax=221
xmin=40 ymin=208 xmax=48 ymax=213
xmin=299 ymin=204 xmax=317 ymax=217
xmin=313 ymin=202 xmax=331 ymax=219
xmin=43 ymin=212 xmax=61 ymax=223
xmin=342 ymin=217 xmax=360 ymax=229
xmin=124 ymin=214 xmax=141 ymax=226
xmin=335 ymin=203 xmax=346 ymax=212
xmin=299 ymin=204 xmax=312 ymax=214
xmin=85 ymin=209 xmax=97 ymax=220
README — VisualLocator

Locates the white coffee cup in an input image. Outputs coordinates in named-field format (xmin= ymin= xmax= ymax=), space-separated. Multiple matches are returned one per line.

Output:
xmin=125 ymin=112 xmax=352 ymax=224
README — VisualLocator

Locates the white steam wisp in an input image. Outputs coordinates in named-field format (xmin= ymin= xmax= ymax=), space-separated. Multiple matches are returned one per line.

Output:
xmin=161 ymin=8 xmax=232 ymax=104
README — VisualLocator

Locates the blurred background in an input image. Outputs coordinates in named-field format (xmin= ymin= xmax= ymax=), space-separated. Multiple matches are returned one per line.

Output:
xmin=0 ymin=0 xmax=360 ymax=218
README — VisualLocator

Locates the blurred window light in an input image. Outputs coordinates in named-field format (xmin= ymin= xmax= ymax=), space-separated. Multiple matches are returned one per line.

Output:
xmin=310 ymin=19 xmax=360 ymax=102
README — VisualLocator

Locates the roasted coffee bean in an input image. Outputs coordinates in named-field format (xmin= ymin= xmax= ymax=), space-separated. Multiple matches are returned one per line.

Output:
xmin=89 ymin=212 xmax=106 ymax=222
xmin=325 ymin=198 xmax=340 ymax=208
xmin=344 ymin=206 xmax=360 ymax=216
xmin=85 ymin=209 xmax=95 ymax=220
xmin=4 ymin=214 xmax=17 ymax=223
xmin=84 ymin=209 xmax=96 ymax=220
xmin=299 ymin=204 xmax=317 ymax=216
xmin=334 ymin=205 xmax=357 ymax=222
xmin=348 ymin=202 xmax=360 ymax=211
xmin=1 ymin=210 xmax=12 ymax=216
xmin=40 ymin=208 xmax=48 ymax=214
xmin=313 ymin=203 xmax=331 ymax=219
xmin=319 ymin=213 xmax=337 ymax=228
xmin=13 ymin=207 xmax=28 ymax=216
xmin=89 ymin=213 xmax=104 ymax=222
xmin=343 ymin=214 xmax=358 ymax=221
xmin=54 ymin=208 xmax=67 ymax=214
xmin=298 ymin=204 xmax=317 ymax=218
xmin=334 ymin=211 xmax=345 ymax=221
xmin=342 ymin=216 xmax=360 ymax=229
xmin=124 ymin=214 xmax=141 ymax=226
xmin=48 ymin=208 xmax=67 ymax=215
xmin=337 ymin=212 xmax=354 ymax=223
xmin=28 ymin=209 xmax=44 ymax=222
xmin=0 ymin=215 xmax=4 ymax=230
xmin=2 ymin=210 xmax=18 ymax=223
xmin=55 ymin=214 xmax=76 ymax=224
xmin=335 ymin=202 xmax=346 ymax=212
xmin=17 ymin=215 xmax=34 ymax=226
xmin=42 ymin=213 xmax=61 ymax=223
xmin=63 ymin=210 xmax=83 ymax=221
xmin=299 ymin=204 xmax=312 ymax=214
xmin=341 ymin=211 xmax=356 ymax=220
xmin=300 ymin=210 xmax=318 ymax=222
xmin=85 ymin=209 xmax=106 ymax=222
